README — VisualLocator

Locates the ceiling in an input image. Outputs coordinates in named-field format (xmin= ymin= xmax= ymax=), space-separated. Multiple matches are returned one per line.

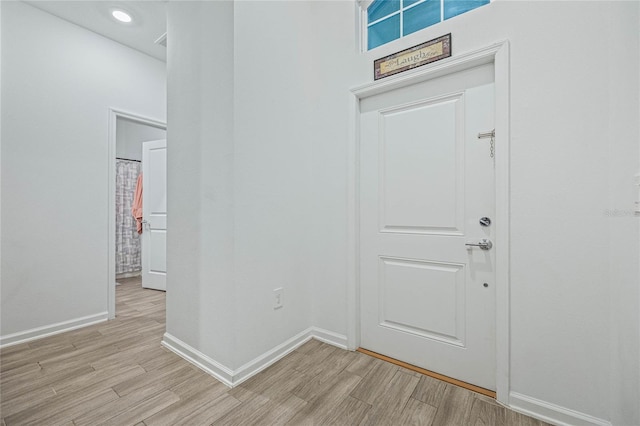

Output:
xmin=24 ymin=1 xmax=167 ymax=61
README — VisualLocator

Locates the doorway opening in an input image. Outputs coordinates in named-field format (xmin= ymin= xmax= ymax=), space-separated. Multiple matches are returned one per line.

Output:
xmin=108 ymin=109 xmax=167 ymax=319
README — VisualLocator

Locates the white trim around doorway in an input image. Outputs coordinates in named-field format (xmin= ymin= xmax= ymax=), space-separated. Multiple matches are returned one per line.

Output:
xmin=346 ymin=41 xmax=511 ymax=404
xmin=107 ymin=108 xmax=167 ymax=320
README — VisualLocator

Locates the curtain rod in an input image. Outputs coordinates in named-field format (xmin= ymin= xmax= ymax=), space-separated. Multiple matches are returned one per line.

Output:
xmin=116 ymin=157 xmax=141 ymax=163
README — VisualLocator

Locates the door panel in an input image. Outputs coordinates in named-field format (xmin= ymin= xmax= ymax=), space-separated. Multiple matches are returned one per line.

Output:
xmin=379 ymin=257 xmax=465 ymax=346
xmin=380 ymin=94 xmax=463 ymax=234
xmin=142 ymin=139 xmax=167 ymax=291
xmin=360 ymin=71 xmax=495 ymax=390
xmin=149 ymin=231 xmax=167 ymax=273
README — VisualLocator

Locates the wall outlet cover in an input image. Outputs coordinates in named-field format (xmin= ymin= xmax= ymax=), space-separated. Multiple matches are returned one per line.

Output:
xmin=273 ymin=288 xmax=283 ymax=310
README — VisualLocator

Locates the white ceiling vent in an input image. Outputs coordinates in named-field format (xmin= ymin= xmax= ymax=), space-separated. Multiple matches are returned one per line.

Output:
xmin=154 ymin=32 xmax=167 ymax=48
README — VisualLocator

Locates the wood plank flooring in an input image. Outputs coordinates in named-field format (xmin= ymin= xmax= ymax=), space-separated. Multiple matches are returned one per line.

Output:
xmin=1 ymin=278 xmax=550 ymax=425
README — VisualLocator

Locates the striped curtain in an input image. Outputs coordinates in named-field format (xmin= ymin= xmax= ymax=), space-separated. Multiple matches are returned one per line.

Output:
xmin=115 ymin=159 xmax=142 ymax=274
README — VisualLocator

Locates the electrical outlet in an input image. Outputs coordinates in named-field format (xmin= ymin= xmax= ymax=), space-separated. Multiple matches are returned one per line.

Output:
xmin=273 ymin=288 xmax=283 ymax=310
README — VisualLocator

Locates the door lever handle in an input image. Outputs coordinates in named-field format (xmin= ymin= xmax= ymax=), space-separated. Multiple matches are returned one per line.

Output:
xmin=465 ymin=239 xmax=493 ymax=250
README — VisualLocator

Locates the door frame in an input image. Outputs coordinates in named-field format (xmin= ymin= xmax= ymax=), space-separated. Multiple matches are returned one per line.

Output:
xmin=347 ymin=41 xmax=511 ymax=403
xmin=107 ymin=108 xmax=167 ymax=320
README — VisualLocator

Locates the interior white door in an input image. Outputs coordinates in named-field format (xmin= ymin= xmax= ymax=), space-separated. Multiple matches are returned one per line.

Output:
xmin=141 ymin=139 xmax=167 ymax=291
xmin=359 ymin=71 xmax=496 ymax=390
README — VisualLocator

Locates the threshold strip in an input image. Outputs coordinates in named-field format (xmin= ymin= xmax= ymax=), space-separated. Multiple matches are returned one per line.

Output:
xmin=356 ymin=347 xmax=497 ymax=398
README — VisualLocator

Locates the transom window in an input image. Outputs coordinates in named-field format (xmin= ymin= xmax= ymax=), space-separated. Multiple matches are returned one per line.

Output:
xmin=367 ymin=0 xmax=489 ymax=50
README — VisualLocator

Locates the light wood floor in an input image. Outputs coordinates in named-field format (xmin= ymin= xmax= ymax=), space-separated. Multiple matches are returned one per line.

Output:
xmin=0 ymin=278 xmax=550 ymax=425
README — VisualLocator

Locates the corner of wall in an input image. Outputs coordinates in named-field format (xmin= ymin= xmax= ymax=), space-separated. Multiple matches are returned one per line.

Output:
xmin=162 ymin=327 xmax=348 ymax=388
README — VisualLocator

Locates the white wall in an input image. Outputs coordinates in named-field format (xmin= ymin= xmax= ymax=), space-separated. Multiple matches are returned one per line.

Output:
xmin=232 ymin=0 xmax=314 ymax=368
xmin=307 ymin=1 xmax=365 ymax=339
xmin=0 ymin=3 xmax=3 ymax=333
xmin=1 ymin=2 xmax=166 ymax=340
xmin=166 ymin=1 xmax=237 ymax=368
xmin=116 ymin=117 xmax=166 ymax=162
xmin=165 ymin=0 xmax=638 ymax=424
xmin=305 ymin=1 xmax=639 ymax=424
xmin=166 ymin=0 xmax=315 ymax=370
xmin=607 ymin=5 xmax=640 ymax=425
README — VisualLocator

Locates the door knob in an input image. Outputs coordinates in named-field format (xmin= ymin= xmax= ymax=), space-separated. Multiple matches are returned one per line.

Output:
xmin=465 ymin=239 xmax=493 ymax=250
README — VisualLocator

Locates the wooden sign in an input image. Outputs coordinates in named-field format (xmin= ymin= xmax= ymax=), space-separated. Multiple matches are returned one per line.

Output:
xmin=374 ymin=34 xmax=452 ymax=80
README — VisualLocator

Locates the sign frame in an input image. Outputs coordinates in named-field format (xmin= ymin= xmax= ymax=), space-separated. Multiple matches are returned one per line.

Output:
xmin=374 ymin=34 xmax=452 ymax=80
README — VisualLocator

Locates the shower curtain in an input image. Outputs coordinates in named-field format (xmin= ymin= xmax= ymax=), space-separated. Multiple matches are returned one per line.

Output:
xmin=115 ymin=159 xmax=142 ymax=274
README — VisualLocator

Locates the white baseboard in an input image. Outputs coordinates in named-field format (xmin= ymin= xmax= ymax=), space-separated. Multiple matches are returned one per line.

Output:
xmin=161 ymin=327 xmax=348 ymax=388
xmin=0 ymin=312 xmax=109 ymax=348
xmin=509 ymin=392 xmax=611 ymax=426
xmin=161 ymin=333 xmax=235 ymax=387
xmin=232 ymin=328 xmax=315 ymax=386
xmin=309 ymin=326 xmax=348 ymax=350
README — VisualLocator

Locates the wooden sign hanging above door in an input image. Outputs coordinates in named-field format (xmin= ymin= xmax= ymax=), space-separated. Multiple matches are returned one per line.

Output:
xmin=374 ymin=33 xmax=452 ymax=80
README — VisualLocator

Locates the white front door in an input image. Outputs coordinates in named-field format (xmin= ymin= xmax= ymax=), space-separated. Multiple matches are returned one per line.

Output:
xmin=359 ymin=69 xmax=496 ymax=390
xmin=141 ymin=139 xmax=167 ymax=291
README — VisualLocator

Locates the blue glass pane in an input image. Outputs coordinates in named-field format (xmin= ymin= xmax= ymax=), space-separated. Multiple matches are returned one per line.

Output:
xmin=403 ymin=0 xmax=421 ymax=7
xmin=444 ymin=0 xmax=489 ymax=20
xmin=368 ymin=14 xmax=401 ymax=49
xmin=403 ymin=0 xmax=441 ymax=36
xmin=368 ymin=0 xmax=400 ymax=23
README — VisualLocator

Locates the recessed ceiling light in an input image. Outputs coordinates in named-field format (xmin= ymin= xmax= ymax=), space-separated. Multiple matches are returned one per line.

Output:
xmin=112 ymin=10 xmax=132 ymax=23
